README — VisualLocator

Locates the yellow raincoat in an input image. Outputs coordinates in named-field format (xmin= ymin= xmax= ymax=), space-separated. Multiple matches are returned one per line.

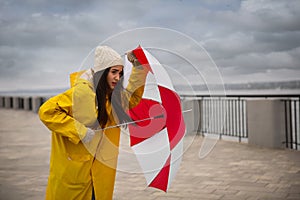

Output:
xmin=39 ymin=66 xmax=147 ymax=200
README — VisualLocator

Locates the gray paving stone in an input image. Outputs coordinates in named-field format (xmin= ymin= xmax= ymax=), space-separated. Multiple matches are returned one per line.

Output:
xmin=1 ymin=109 xmax=300 ymax=200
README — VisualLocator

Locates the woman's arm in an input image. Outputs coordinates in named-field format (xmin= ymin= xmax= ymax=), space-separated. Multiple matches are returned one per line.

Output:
xmin=123 ymin=54 xmax=149 ymax=110
xmin=39 ymin=82 xmax=97 ymax=144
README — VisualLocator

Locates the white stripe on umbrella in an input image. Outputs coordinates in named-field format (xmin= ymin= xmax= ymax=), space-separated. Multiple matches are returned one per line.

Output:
xmin=127 ymin=46 xmax=186 ymax=192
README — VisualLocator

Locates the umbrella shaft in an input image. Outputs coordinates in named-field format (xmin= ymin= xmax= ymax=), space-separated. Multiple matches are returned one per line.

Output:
xmin=96 ymin=109 xmax=191 ymax=131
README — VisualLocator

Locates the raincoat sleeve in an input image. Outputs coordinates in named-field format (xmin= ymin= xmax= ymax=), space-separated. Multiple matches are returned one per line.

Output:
xmin=39 ymin=83 xmax=97 ymax=144
xmin=123 ymin=65 xmax=149 ymax=109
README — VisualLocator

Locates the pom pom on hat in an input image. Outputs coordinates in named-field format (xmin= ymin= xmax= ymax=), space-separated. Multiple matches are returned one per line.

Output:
xmin=93 ymin=46 xmax=123 ymax=73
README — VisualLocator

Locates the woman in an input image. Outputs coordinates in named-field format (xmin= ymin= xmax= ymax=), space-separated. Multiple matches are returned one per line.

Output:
xmin=39 ymin=46 xmax=147 ymax=199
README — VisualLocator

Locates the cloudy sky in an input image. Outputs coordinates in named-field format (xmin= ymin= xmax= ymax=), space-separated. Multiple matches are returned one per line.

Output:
xmin=1 ymin=0 xmax=300 ymax=91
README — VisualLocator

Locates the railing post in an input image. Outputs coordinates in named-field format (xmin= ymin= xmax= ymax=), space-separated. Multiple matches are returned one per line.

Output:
xmin=247 ymin=99 xmax=285 ymax=148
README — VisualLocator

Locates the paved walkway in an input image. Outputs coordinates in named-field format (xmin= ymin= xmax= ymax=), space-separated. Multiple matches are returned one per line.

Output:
xmin=0 ymin=109 xmax=299 ymax=200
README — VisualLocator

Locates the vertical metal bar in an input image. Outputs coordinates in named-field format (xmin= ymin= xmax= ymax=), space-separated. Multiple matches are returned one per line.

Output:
xmin=237 ymin=98 xmax=241 ymax=142
xmin=298 ymin=97 xmax=300 ymax=150
xmin=218 ymin=98 xmax=221 ymax=136
xmin=198 ymin=99 xmax=203 ymax=134
xmin=217 ymin=98 xmax=219 ymax=135
xmin=199 ymin=99 xmax=202 ymax=135
xmin=228 ymin=99 xmax=232 ymax=135
xmin=233 ymin=99 xmax=235 ymax=137
xmin=220 ymin=98 xmax=224 ymax=136
xmin=219 ymin=98 xmax=221 ymax=135
xmin=216 ymin=98 xmax=219 ymax=135
xmin=206 ymin=98 xmax=208 ymax=134
xmin=225 ymin=99 xmax=228 ymax=136
xmin=289 ymin=100 xmax=293 ymax=149
xmin=241 ymin=99 xmax=244 ymax=138
xmin=227 ymin=99 xmax=230 ymax=136
xmin=214 ymin=98 xmax=217 ymax=134
xmin=212 ymin=98 xmax=215 ymax=134
xmin=220 ymin=98 xmax=223 ymax=136
xmin=284 ymin=100 xmax=288 ymax=148
xmin=244 ymin=100 xmax=247 ymax=138
xmin=222 ymin=98 xmax=224 ymax=136
xmin=232 ymin=99 xmax=235 ymax=137
xmin=209 ymin=98 xmax=215 ymax=133
xmin=234 ymin=99 xmax=237 ymax=137
xmin=285 ymin=100 xmax=290 ymax=148
xmin=204 ymin=98 xmax=207 ymax=134
xmin=223 ymin=98 xmax=225 ymax=135
xmin=241 ymin=99 xmax=245 ymax=138
xmin=230 ymin=99 xmax=233 ymax=136
xmin=199 ymin=99 xmax=203 ymax=134
xmin=240 ymin=98 xmax=243 ymax=140
xmin=207 ymin=98 xmax=210 ymax=134
xmin=294 ymin=100 xmax=298 ymax=150
xmin=201 ymin=99 xmax=204 ymax=134
xmin=203 ymin=98 xmax=207 ymax=134
xmin=245 ymin=100 xmax=248 ymax=139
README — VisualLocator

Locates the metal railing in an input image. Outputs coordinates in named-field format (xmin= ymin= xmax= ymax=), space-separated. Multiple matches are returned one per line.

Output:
xmin=199 ymin=97 xmax=247 ymax=142
xmin=1 ymin=93 xmax=299 ymax=150
xmin=0 ymin=96 xmax=47 ymax=112
xmin=283 ymin=98 xmax=300 ymax=150
xmin=181 ymin=94 xmax=300 ymax=150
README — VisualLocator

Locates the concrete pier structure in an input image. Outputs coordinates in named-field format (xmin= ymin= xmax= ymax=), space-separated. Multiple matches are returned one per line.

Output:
xmin=247 ymin=100 xmax=286 ymax=149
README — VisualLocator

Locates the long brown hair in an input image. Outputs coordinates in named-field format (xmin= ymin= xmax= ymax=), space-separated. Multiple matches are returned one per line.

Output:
xmin=93 ymin=67 xmax=132 ymax=128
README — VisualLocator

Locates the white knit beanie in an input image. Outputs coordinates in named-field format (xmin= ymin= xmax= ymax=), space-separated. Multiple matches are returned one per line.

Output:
xmin=93 ymin=46 xmax=123 ymax=73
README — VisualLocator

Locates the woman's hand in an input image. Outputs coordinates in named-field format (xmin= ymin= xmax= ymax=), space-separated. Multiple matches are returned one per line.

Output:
xmin=127 ymin=51 xmax=141 ymax=67
xmin=82 ymin=128 xmax=95 ymax=143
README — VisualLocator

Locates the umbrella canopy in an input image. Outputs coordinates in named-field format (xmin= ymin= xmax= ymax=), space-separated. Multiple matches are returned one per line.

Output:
xmin=125 ymin=46 xmax=186 ymax=192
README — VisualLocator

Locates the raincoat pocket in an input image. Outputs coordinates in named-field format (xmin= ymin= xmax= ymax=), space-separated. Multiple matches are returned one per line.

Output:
xmin=67 ymin=154 xmax=91 ymax=162
xmin=95 ymin=136 xmax=119 ymax=169
xmin=63 ymin=154 xmax=93 ymax=184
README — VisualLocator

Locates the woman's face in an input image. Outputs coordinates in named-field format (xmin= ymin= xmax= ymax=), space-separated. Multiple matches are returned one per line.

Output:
xmin=106 ymin=65 xmax=123 ymax=90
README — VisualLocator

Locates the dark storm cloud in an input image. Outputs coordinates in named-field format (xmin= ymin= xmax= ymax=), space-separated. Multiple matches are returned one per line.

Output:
xmin=0 ymin=0 xmax=300 ymax=90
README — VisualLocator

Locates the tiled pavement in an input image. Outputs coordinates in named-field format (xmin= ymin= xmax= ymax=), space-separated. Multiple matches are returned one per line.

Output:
xmin=1 ymin=109 xmax=299 ymax=200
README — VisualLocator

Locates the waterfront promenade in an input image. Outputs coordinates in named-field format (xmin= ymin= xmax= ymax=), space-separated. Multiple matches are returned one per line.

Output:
xmin=0 ymin=109 xmax=299 ymax=200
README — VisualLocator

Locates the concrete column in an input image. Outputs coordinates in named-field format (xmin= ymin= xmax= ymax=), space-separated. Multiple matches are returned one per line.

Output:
xmin=247 ymin=99 xmax=285 ymax=149
xmin=32 ymin=97 xmax=44 ymax=113
xmin=181 ymin=99 xmax=201 ymax=135
xmin=5 ymin=97 xmax=13 ymax=108
xmin=13 ymin=97 xmax=19 ymax=109
xmin=24 ymin=97 xmax=32 ymax=111
xmin=0 ymin=96 xmax=4 ymax=108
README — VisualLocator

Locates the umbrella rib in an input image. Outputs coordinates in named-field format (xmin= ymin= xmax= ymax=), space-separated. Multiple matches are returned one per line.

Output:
xmin=96 ymin=115 xmax=161 ymax=131
xmin=95 ymin=109 xmax=191 ymax=131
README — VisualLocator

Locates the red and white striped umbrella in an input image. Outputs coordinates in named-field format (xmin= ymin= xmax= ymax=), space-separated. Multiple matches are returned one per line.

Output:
xmin=125 ymin=46 xmax=186 ymax=192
